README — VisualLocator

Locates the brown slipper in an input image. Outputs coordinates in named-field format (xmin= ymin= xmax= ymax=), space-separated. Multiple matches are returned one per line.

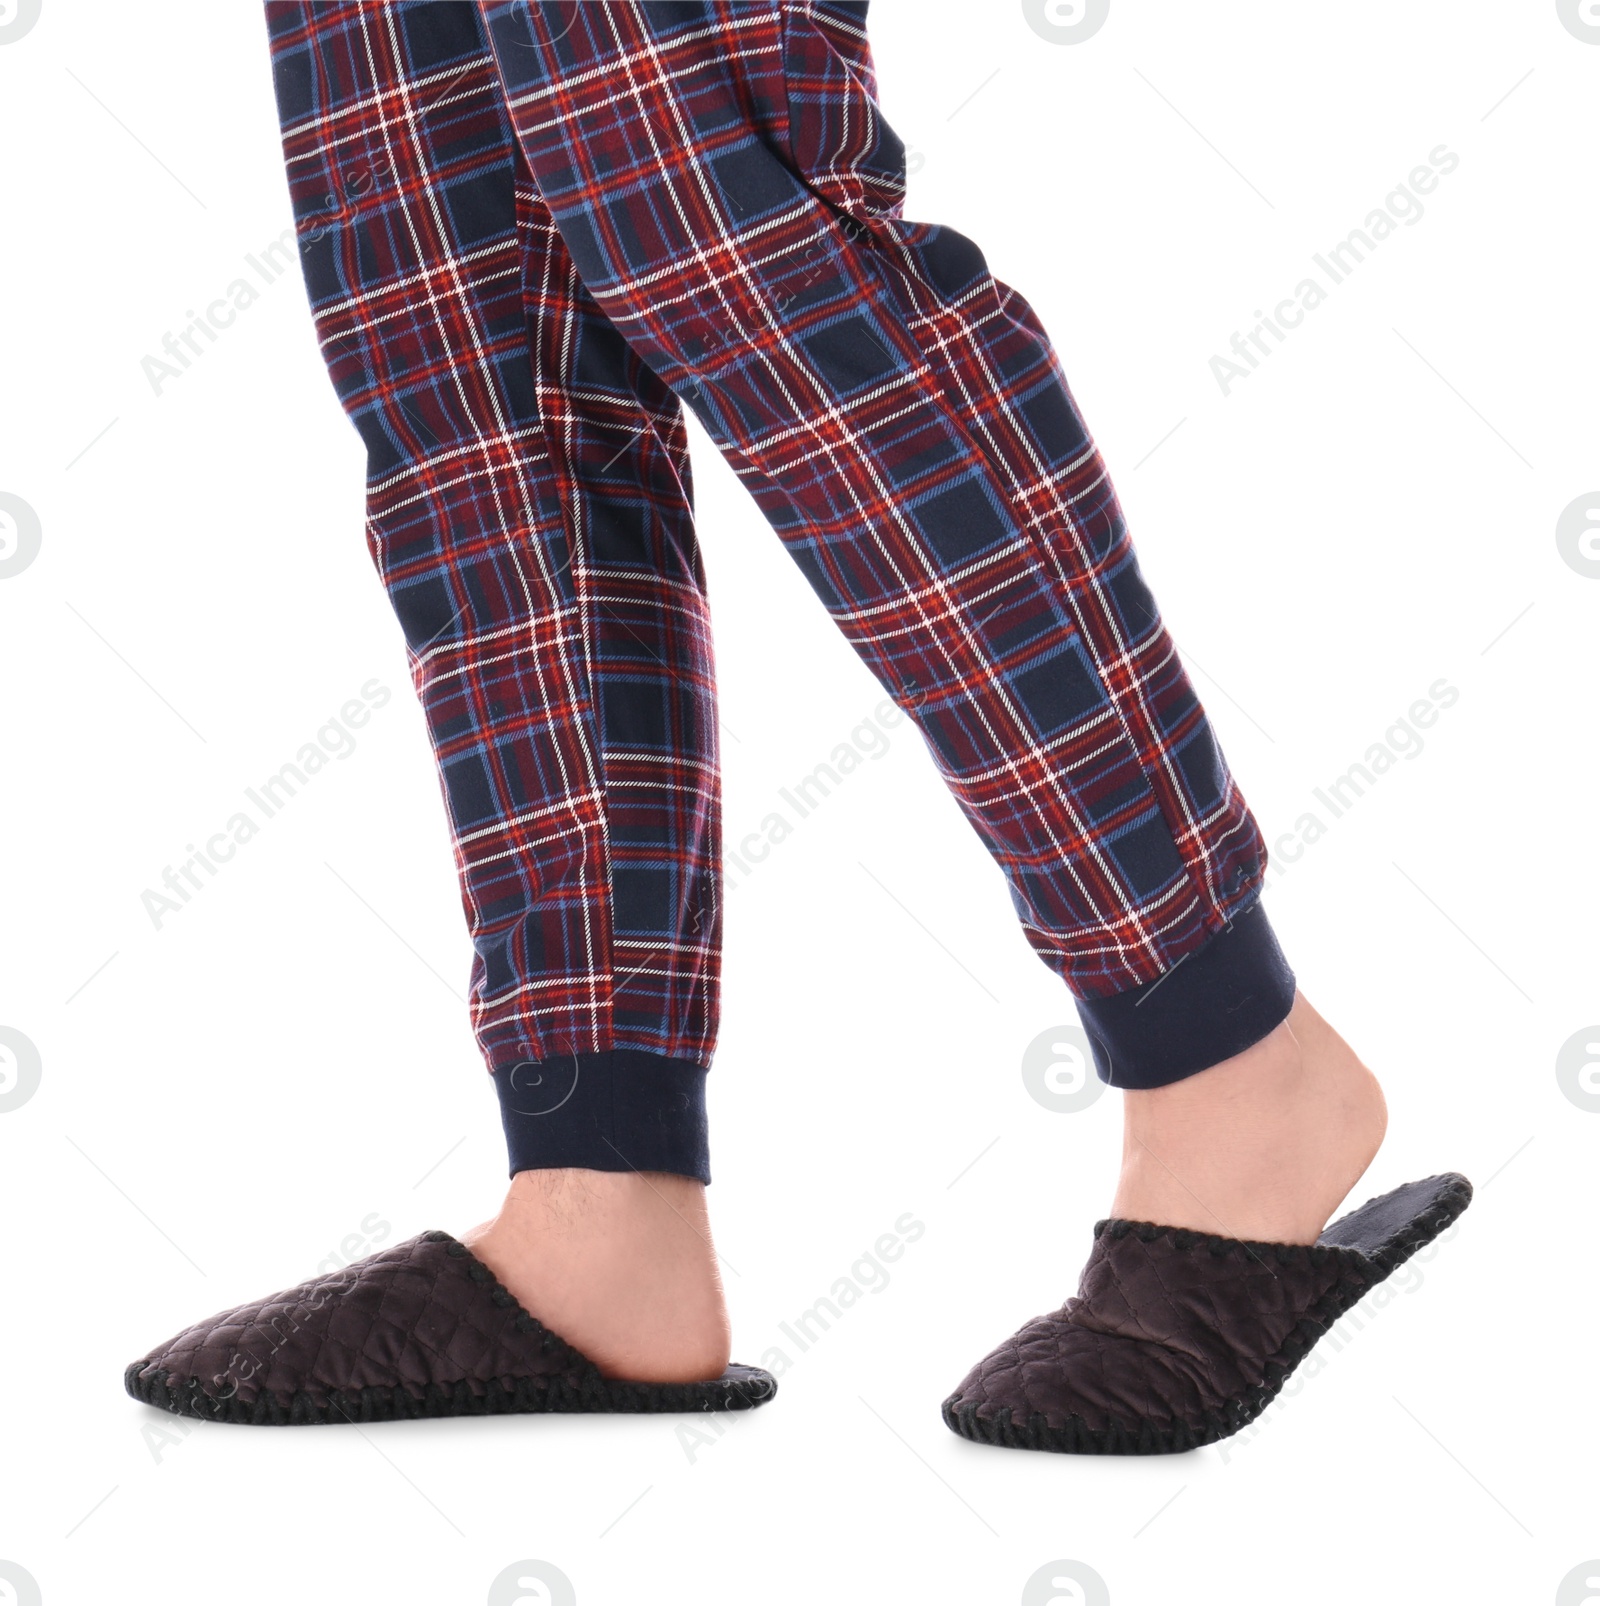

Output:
xmin=124 ymin=1230 xmax=776 ymax=1425
xmin=942 ymin=1172 xmax=1471 ymax=1455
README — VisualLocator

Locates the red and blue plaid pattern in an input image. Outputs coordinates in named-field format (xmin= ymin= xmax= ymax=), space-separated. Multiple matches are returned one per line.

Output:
xmin=264 ymin=2 xmax=1269 ymax=1099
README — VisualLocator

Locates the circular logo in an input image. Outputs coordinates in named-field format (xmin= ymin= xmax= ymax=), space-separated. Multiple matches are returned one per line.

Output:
xmin=1556 ymin=1026 xmax=1600 ymax=1112
xmin=1556 ymin=1 xmax=1600 ymax=43
xmin=0 ymin=1561 xmax=43 ymax=1606
xmin=1022 ymin=1559 xmax=1111 ymax=1606
xmin=0 ymin=1 xmax=40 ymax=44
xmin=1022 ymin=0 xmax=1110 ymax=44
xmin=1022 ymin=1024 xmax=1104 ymax=1112
xmin=501 ymin=1058 xmax=581 ymax=1117
xmin=0 ymin=1029 xmax=41 ymax=1114
xmin=1556 ymin=493 xmax=1600 ymax=577
xmin=528 ymin=3 xmax=583 ymax=48
xmin=0 ymin=494 xmax=41 ymax=578
xmin=487 ymin=1560 xmax=576 ymax=1606
xmin=1555 ymin=1560 xmax=1600 ymax=1605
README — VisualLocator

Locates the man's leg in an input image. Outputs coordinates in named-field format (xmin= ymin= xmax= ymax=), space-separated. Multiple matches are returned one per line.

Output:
xmin=265 ymin=1 xmax=729 ymax=1377
xmin=480 ymin=0 xmax=1384 ymax=1241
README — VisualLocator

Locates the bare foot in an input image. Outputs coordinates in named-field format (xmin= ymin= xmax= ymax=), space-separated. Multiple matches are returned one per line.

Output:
xmin=1111 ymin=990 xmax=1388 ymax=1245
xmin=461 ymin=1169 xmax=732 ymax=1383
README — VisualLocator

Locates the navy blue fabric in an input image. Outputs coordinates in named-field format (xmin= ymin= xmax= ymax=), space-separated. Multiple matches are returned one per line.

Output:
xmin=494 ymin=1050 xmax=711 ymax=1183
xmin=1075 ymin=898 xmax=1296 ymax=1089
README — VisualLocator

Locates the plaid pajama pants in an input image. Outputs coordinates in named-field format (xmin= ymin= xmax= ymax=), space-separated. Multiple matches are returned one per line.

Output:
xmin=265 ymin=0 xmax=1294 ymax=1182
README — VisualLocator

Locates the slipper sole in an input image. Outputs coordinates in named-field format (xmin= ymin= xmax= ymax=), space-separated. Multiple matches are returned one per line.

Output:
xmin=125 ymin=1358 xmax=776 ymax=1425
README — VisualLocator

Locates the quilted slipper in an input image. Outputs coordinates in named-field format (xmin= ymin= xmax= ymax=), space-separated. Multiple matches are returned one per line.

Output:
xmin=124 ymin=1230 xmax=776 ymax=1425
xmin=942 ymin=1172 xmax=1471 ymax=1455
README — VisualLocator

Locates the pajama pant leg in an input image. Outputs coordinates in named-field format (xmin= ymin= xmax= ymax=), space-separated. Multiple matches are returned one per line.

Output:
xmin=478 ymin=0 xmax=1295 ymax=1089
xmin=266 ymin=2 xmax=719 ymax=1180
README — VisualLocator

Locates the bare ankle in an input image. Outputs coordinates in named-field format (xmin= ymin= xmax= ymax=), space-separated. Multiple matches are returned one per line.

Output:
xmin=462 ymin=1168 xmax=732 ymax=1383
xmin=491 ymin=1166 xmax=708 ymax=1234
xmin=1111 ymin=991 xmax=1387 ymax=1244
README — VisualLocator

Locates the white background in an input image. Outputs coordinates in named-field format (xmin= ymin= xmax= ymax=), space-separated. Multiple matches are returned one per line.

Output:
xmin=1 ymin=2 xmax=1595 ymax=1603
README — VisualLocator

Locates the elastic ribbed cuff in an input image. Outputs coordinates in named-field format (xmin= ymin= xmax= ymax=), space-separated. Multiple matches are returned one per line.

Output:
xmin=1075 ymin=897 xmax=1295 ymax=1090
xmin=492 ymin=1050 xmax=710 ymax=1184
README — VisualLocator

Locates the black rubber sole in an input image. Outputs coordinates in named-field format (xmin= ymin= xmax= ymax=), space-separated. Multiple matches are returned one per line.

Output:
xmin=125 ymin=1361 xmax=776 ymax=1426
xmin=942 ymin=1172 xmax=1472 ymax=1456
